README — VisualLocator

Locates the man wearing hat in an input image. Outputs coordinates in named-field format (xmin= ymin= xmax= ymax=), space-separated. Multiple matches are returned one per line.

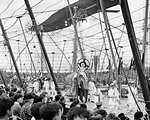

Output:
xmin=108 ymin=82 xmax=120 ymax=114
xmin=93 ymin=101 xmax=103 ymax=113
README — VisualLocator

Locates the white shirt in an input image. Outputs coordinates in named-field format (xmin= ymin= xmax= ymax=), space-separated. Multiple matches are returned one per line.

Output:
xmin=108 ymin=87 xmax=119 ymax=106
xmin=88 ymin=81 xmax=96 ymax=92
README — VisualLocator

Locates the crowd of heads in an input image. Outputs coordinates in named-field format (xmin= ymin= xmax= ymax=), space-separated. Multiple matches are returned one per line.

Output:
xmin=0 ymin=76 xmax=148 ymax=120
xmin=0 ymin=92 xmax=147 ymax=120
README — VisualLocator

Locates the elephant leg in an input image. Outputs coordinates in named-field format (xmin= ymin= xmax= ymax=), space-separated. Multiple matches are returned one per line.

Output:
xmin=78 ymin=88 xmax=84 ymax=102
xmin=84 ymin=89 xmax=88 ymax=103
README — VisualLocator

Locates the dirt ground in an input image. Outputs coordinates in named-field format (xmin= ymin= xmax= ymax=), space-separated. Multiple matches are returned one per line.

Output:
xmin=38 ymin=90 xmax=147 ymax=119
xmin=64 ymin=92 xmax=147 ymax=119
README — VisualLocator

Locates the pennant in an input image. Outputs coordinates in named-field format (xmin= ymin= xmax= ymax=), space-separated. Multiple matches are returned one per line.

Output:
xmin=106 ymin=59 xmax=111 ymax=70
xmin=118 ymin=58 xmax=123 ymax=75
xmin=93 ymin=56 xmax=98 ymax=76
xmin=141 ymin=52 xmax=145 ymax=66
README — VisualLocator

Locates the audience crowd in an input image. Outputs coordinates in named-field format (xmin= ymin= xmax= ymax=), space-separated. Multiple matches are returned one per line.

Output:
xmin=0 ymin=76 xmax=148 ymax=120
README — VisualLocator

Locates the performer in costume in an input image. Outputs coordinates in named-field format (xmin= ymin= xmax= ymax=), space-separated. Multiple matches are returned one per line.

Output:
xmin=43 ymin=78 xmax=50 ymax=93
xmin=96 ymin=86 xmax=104 ymax=103
xmin=50 ymin=79 xmax=55 ymax=90
xmin=33 ymin=79 xmax=39 ymax=93
xmin=26 ymin=81 xmax=34 ymax=93
xmin=88 ymin=78 xmax=96 ymax=102
xmin=78 ymin=62 xmax=88 ymax=81
xmin=108 ymin=82 xmax=120 ymax=114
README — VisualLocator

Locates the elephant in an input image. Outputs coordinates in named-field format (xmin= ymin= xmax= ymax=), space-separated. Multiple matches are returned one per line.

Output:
xmin=65 ymin=72 xmax=90 ymax=103
xmin=77 ymin=74 xmax=88 ymax=102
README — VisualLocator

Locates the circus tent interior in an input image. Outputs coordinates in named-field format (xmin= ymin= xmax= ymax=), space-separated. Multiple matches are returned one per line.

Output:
xmin=0 ymin=0 xmax=149 ymax=73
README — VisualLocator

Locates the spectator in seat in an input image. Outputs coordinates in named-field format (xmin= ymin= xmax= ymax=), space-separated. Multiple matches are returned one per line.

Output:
xmin=33 ymin=95 xmax=42 ymax=104
xmin=20 ymin=93 xmax=34 ymax=120
xmin=0 ymin=97 xmax=14 ymax=120
xmin=134 ymin=111 xmax=144 ymax=120
xmin=67 ymin=107 xmax=89 ymax=120
xmin=39 ymin=102 xmax=63 ymax=120
xmin=31 ymin=102 xmax=44 ymax=120
xmin=12 ymin=93 xmax=24 ymax=117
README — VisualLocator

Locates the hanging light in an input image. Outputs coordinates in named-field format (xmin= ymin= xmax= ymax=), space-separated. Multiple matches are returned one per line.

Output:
xmin=51 ymin=52 xmax=55 ymax=54
xmin=16 ymin=40 xmax=20 ymax=42
xmin=90 ymin=50 xmax=94 ymax=52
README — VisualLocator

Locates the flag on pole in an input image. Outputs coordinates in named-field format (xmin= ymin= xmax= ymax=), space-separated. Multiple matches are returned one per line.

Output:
xmin=129 ymin=58 xmax=136 ymax=70
xmin=94 ymin=56 xmax=98 ymax=76
xmin=106 ymin=59 xmax=111 ymax=70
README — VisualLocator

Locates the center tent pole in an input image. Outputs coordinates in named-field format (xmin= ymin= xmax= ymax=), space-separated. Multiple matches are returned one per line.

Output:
xmin=0 ymin=19 xmax=23 ymax=88
xmin=24 ymin=0 xmax=60 ymax=94
xmin=120 ymin=0 xmax=150 ymax=115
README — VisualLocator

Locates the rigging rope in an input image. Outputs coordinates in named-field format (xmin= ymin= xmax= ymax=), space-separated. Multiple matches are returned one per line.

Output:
xmin=5 ymin=19 xmax=18 ymax=31
xmin=3 ymin=4 xmax=25 ymax=26
xmin=35 ymin=0 xmax=63 ymax=17
xmin=57 ymin=40 xmax=67 ymax=73
xmin=0 ymin=0 xmax=14 ymax=16
xmin=47 ymin=32 xmax=71 ymax=66
xmin=10 ymin=34 xmax=36 ymax=70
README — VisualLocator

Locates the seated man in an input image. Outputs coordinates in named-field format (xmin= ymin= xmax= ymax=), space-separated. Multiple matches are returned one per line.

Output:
xmin=0 ymin=97 xmax=14 ymax=120
xmin=39 ymin=102 xmax=63 ymax=120
xmin=31 ymin=102 xmax=44 ymax=120
xmin=134 ymin=111 xmax=144 ymax=120
xmin=93 ymin=101 xmax=103 ymax=112
xmin=20 ymin=93 xmax=34 ymax=120
xmin=67 ymin=107 xmax=89 ymax=120
xmin=12 ymin=93 xmax=23 ymax=117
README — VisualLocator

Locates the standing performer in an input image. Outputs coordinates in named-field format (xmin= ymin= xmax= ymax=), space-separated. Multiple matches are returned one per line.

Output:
xmin=88 ymin=78 xmax=96 ymax=102
xmin=43 ymin=78 xmax=50 ymax=93
xmin=50 ymin=79 xmax=55 ymax=90
xmin=108 ymin=82 xmax=120 ymax=114
xmin=96 ymin=86 xmax=104 ymax=103
xmin=49 ymin=79 xmax=57 ymax=100
xmin=26 ymin=81 xmax=34 ymax=94
xmin=33 ymin=79 xmax=39 ymax=93
xmin=78 ymin=62 xmax=88 ymax=81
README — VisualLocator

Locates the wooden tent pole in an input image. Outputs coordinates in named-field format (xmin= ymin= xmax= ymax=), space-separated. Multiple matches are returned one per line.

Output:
xmin=57 ymin=40 xmax=67 ymax=73
xmin=67 ymin=0 xmax=79 ymax=72
xmin=0 ymin=70 xmax=7 ymax=88
xmin=24 ymin=0 xmax=60 ymax=94
xmin=142 ymin=0 xmax=149 ymax=69
xmin=99 ymin=0 xmax=117 ymax=70
xmin=17 ymin=16 xmax=37 ymax=76
xmin=120 ymin=0 xmax=150 ymax=115
xmin=0 ymin=19 xmax=23 ymax=88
